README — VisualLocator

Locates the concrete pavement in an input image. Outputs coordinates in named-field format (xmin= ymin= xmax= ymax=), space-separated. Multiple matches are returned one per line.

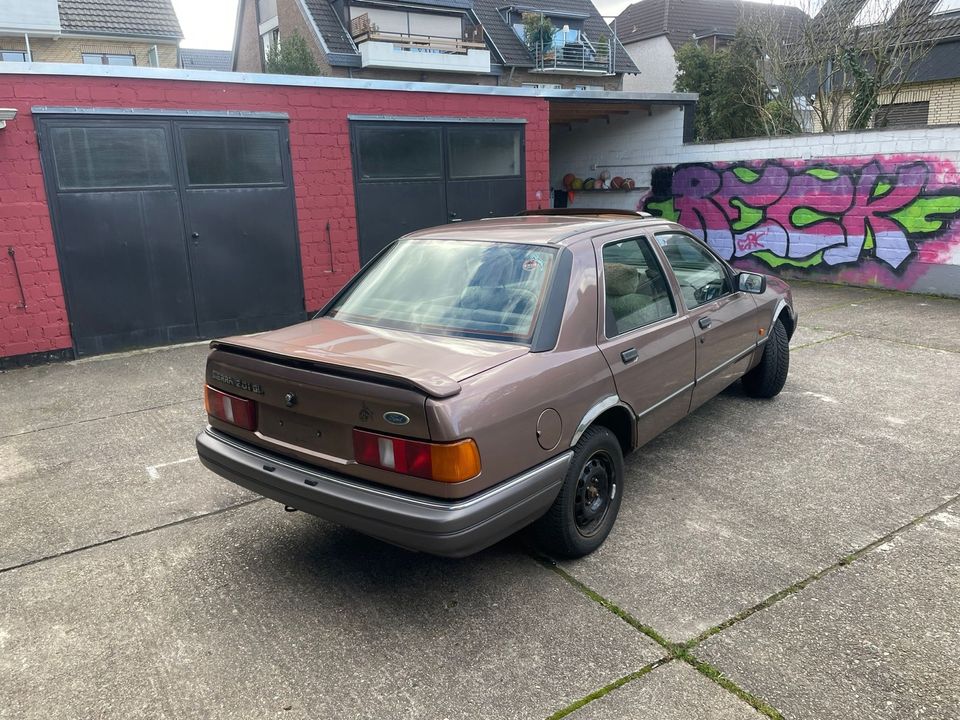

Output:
xmin=1 ymin=281 xmax=958 ymax=719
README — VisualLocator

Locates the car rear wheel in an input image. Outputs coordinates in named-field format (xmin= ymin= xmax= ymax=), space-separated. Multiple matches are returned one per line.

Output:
xmin=533 ymin=425 xmax=624 ymax=558
xmin=742 ymin=318 xmax=789 ymax=398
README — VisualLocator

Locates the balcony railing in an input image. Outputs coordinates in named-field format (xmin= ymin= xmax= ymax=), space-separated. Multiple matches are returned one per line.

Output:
xmin=350 ymin=13 xmax=486 ymax=55
xmin=532 ymin=33 xmax=613 ymax=74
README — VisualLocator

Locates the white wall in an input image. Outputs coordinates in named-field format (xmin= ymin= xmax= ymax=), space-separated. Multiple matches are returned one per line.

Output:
xmin=621 ymin=36 xmax=676 ymax=94
xmin=550 ymin=104 xmax=687 ymax=210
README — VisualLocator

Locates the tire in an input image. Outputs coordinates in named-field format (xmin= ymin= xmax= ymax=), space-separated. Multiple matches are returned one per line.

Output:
xmin=532 ymin=425 xmax=624 ymax=558
xmin=742 ymin=318 xmax=789 ymax=399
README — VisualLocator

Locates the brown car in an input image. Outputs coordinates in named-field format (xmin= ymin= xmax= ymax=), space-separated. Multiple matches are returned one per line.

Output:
xmin=197 ymin=211 xmax=796 ymax=558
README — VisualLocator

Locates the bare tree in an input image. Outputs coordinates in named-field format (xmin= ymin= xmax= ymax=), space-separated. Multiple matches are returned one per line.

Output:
xmin=741 ymin=0 xmax=940 ymax=133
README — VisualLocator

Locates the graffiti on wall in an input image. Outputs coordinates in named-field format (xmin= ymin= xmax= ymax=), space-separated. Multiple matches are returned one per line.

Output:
xmin=643 ymin=156 xmax=960 ymax=273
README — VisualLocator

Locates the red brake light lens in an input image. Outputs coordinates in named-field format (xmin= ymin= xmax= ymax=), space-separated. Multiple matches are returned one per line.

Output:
xmin=352 ymin=429 xmax=480 ymax=483
xmin=204 ymin=384 xmax=258 ymax=431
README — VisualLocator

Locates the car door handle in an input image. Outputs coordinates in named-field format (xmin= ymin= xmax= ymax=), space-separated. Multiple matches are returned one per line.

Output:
xmin=698 ymin=317 xmax=712 ymax=329
xmin=620 ymin=348 xmax=638 ymax=364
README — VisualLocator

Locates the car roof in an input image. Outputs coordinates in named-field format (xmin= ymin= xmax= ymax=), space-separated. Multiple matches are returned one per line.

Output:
xmin=402 ymin=214 xmax=671 ymax=246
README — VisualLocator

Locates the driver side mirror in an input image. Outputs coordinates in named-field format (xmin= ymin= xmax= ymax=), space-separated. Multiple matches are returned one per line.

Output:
xmin=737 ymin=272 xmax=767 ymax=294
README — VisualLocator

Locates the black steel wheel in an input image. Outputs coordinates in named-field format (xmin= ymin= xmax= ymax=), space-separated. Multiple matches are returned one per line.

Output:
xmin=532 ymin=425 xmax=624 ymax=558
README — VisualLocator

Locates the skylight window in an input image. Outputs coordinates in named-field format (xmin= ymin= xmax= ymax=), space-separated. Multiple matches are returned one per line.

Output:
xmin=932 ymin=0 xmax=960 ymax=14
xmin=852 ymin=0 xmax=902 ymax=25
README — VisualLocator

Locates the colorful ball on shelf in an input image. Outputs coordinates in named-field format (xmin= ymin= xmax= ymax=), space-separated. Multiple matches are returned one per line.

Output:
xmin=622 ymin=178 xmax=636 ymax=190
xmin=610 ymin=176 xmax=624 ymax=189
xmin=562 ymin=173 xmax=576 ymax=189
xmin=583 ymin=178 xmax=595 ymax=190
xmin=571 ymin=177 xmax=584 ymax=190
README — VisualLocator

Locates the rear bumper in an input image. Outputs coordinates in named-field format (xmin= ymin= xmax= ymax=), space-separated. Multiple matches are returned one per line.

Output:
xmin=196 ymin=428 xmax=571 ymax=557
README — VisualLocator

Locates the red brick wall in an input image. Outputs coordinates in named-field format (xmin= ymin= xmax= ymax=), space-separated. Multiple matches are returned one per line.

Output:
xmin=0 ymin=73 xmax=550 ymax=359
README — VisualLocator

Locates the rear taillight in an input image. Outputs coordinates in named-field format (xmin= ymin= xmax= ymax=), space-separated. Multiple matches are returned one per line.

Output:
xmin=352 ymin=429 xmax=480 ymax=483
xmin=204 ymin=384 xmax=258 ymax=431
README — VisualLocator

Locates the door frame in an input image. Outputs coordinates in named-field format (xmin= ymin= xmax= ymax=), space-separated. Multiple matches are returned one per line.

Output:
xmin=34 ymin=107 xmax=302 ymax=355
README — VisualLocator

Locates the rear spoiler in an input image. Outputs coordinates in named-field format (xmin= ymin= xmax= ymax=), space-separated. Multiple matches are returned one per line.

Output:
xmin=210 ymin=339 xmax=462 ymax=399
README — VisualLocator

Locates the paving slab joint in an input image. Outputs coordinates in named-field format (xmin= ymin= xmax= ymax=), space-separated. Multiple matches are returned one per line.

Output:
xmin=545 ymin=657 xmax=673 ymax=720
xmin=685 ymin=490 xmax=960 ymax=651
xmin=0 ymin=498 xmax=265 ymax=575
xmin=791 ymin=331 xmax=853 ymax=351
xmin=532 ymin=553 xmax=785 ymax=719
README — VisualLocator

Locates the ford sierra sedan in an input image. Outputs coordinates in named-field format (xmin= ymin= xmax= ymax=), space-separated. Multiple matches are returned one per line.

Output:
xmin=197 ymin=211 xmax=796 ymax=558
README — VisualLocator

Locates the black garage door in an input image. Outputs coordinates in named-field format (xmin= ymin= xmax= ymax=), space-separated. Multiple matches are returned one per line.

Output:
xmin=37 ymin=114 xmax=305 ymax=357
xmin=351 ymin=120 xmax=526 ymax=265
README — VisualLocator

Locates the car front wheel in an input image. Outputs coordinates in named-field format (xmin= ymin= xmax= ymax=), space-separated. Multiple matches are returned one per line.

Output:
xmin=533 ymin=425 xmax=624 ymax=558
xmin=742 ymin=318 xmax=789 ymax=398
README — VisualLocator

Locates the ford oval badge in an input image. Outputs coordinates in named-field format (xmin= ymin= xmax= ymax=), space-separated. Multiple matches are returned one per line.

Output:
xmin=384 ymin=411 xmax=410 ymax=426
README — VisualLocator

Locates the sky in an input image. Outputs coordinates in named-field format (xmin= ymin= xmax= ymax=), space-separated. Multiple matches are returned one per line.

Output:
xmin=173 ymin=0 xmax=240 ymax=50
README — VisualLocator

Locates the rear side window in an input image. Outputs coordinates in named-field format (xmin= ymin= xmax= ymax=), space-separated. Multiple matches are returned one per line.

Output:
xmin=328 ymin=239 xmax=557 ymax=343
xmin=655 ymin=232 xmax=731 ymax=309
xmin=602 ymin=237 xmax=676 ymax=337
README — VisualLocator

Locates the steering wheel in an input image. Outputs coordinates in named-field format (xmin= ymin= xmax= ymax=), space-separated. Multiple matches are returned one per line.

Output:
xmin=694 ymin=279 xmax=725 ymax=305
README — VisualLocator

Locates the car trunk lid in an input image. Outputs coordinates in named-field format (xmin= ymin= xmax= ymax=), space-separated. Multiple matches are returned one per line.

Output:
xmin=205 ymin=318 xmax=527 ymax=475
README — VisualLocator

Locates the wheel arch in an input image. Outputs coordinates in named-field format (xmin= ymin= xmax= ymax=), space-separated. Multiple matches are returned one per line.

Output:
xmin=571 ymin=396 xmax=635 ymax=455
xmin=771 ymin=300 xmax=796 ymax=340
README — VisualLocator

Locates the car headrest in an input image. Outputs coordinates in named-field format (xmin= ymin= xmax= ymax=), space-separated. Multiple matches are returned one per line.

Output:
xmin=604 ymin=263 xmax=640 ymax=297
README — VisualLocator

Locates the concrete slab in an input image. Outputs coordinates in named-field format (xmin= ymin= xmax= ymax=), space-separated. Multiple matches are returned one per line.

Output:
xmin=804 ymin=292 xmax=960 ymax=352
xmin=0 ymin=401 xmax=250 ymax=569
xmin=0 ymin=343 xmax=208 ymax=437
xmin=568 ymin=662 xmax=764 ymax=720
xmin=697 ymin=503 xmax=960 ymax=720
xmin=788 ymin=281 xmax=891 ymax=316
xmin=558 ymin=332 xmax=960 ymax=641
xmin=0 ymin=502 xmax=661 ymax=720
xmin=789 ymin=325 xmax=847 ymax=349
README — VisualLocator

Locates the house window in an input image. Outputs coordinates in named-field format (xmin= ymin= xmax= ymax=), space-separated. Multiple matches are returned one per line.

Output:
xmin=852 ymin=0 xmax=903 ymax=25
xmin=575 ymin=84 xmax=603 ymax=91
xmin=0 ymin=50 xmax=27 ymax=62
xmin=262 ymin=27 xmax=280 ymax=62
xmin=521 ymin=82 xmax=561 ymax=89
xmin=932 ymin=0 xmax=960 ymax=13
xmin=82 ymin=53 xmax=136 ymax=66
xmin=875 ymin=101 xmax=930 ymax=128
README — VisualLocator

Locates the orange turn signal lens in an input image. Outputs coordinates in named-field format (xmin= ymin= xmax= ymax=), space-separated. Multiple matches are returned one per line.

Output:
xmin=428 ymin=439 xmax=482 ymax=483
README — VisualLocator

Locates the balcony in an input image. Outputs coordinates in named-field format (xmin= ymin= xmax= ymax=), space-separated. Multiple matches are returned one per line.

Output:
xmin=532 ymin=33 xmax=613 ymax=75
xmin=349 ymin=13 xmax=491 ymax=74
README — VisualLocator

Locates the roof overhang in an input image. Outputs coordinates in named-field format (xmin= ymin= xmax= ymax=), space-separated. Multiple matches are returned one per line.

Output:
xmin=546 ymin=91 xmax=697 ymax=125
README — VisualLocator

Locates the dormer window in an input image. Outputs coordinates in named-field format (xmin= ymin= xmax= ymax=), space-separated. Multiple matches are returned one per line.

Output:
xmin=852 ymin=0 xmax=903 ymax=26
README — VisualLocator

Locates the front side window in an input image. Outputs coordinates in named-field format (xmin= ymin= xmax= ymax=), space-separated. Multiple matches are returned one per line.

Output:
xmin=655 ymin=233 xmax=731 ymax=309
xmin=328 ymin=240 xmax=557 ymax=343
xmin=1 ymin=51 xmax=27 ymax=62
xmin=602 ymin=237 xmax=675 ymax=337
xmin=81 ymin=53 xmax=136 ymax=66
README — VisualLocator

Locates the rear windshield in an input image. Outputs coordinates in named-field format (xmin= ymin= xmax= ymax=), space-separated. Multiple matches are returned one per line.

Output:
xmin=327 ymin=239 xmax=558 ymax=343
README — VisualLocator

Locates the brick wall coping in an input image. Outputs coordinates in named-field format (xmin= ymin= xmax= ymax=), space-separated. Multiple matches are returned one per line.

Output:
xmin=0 ymin=62 xmax=697 ymax=104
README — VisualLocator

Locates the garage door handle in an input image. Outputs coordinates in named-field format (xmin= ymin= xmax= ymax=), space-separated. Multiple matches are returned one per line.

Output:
xmin=620 ymin=348 xmax=638 ymax=364
xmin=698 ymin=317 xmax=712 ymax=329
xmin=448 ymin=212 xmax=462 ymax=223
xmin=191 ymin=232 xmax=200 ymax=240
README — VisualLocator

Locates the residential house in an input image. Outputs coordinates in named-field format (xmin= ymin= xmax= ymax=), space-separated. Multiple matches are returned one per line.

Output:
xmin=613 ymin=0 xmax=806 ymax=93
xmin=807 ymin=0 xmax=960 ymax=127
xmin=0 ymin=0 xmax=181 ymax=67
xmin=180 ymin=48 xmax=234 ymax=72
xmin=232 ymin=0 xmax=638 ymax=89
